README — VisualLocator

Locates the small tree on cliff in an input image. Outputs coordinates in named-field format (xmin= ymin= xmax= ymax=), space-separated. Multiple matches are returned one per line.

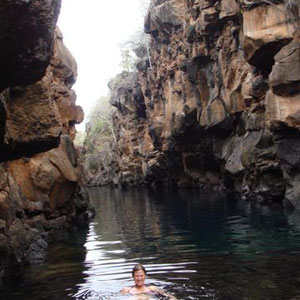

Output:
xmin=74 ymin=130 xmax=86 ymax=147
xmin=119 ymin=0 xmax=151 ymax=72
xmin=85 ymin=95 xmax=116 ymax=149
xmin=119 ymin=30 xmax=152 ymax=72
xmin=120 ymin=48 xmax=136 ymax=72
xmin=83 ymin=94 xmax=116 ymax=173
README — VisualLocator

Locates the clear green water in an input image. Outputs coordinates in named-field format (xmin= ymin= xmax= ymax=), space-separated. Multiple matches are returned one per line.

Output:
xmin=1 ymin=188 xmax=300 ymax=299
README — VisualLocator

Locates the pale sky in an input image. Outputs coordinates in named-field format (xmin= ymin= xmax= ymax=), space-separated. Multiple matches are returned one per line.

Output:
xmin=57 ymin=0 xmax=148 ymax=130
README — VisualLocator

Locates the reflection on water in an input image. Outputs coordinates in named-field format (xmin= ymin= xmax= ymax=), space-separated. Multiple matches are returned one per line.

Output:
xmin=1 ymin=188 xmax=300 ymax=299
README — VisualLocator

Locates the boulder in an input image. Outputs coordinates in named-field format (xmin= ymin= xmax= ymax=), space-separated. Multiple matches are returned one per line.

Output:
xmin=284 ymin=174 xmax=300 ymax=210
xmin=278 ymin=138 xmax=300 ymax=170
xmin=109 ymin=72 xmax=146 ymax=118
xmin=242 ymin=4 xmax=296 ymax=72
xmin=279 ymin=137 xmax=300 ymax=209
xmin=220 ymin=0 xmax=239 ymax=19
xmin=269 ymin=40 xmax=300 ymax=96
xmin=52 ymin=28 xmax=78 ymax=87
xmin=195 ymin=6 xmax=219 ymax=35
xmin=8 ymin=138 xmax=78 ymax=215
xmin=145 ymin=0 xmax=185 ymax=34
xmin=265 ymin=91 xmax=300 ymax=129
xmin=2 ymin=75 xmax=62 ymax=161
xmin=200 ymin=98 xmax=230 ymax=130
xmin=0 ymin=0 xmax=61 ymax=87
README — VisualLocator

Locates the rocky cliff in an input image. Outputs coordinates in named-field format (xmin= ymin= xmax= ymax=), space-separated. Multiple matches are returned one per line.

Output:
xmin=0 ymin=0 xmax=92 ymax=284
xmin=105 ymin=0 xmax=300 ymax=208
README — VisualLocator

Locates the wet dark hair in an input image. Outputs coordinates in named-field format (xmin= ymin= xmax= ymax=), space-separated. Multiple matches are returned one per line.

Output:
xmin=132 ymin=264 xmax=146 ymax=277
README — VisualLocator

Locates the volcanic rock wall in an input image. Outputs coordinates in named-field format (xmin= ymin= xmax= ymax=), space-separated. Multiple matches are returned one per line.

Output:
xmin=108 ymin=0 xmax=300 ymax=208
xmin=0 ymin=0 xmax=91 ymax=284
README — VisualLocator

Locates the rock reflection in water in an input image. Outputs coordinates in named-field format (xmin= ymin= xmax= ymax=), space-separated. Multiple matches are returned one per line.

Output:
xmin=0 ymin=188 xmax=300 ymax=299
xmin=0 ymin=230 xmax=89 ymax=299
xmin=82 ymin=188 xmax=300 ymax=299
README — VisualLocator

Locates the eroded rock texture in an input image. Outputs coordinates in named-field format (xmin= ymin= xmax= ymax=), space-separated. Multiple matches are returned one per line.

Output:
xmin=0 ymin=0 xmax=61 ymax=87
xmin=106 ymin=0 xmax=300 ymax=208
xmin=0 ymin=2 xmax=91 ymax=284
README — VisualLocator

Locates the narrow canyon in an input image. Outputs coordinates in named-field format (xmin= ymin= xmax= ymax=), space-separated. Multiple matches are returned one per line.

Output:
xmin=0 ymin=0 xmax=299 ymax=288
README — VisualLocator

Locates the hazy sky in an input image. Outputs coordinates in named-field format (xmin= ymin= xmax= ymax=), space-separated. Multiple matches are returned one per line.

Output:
xmin=57 ymin=0 xmax=148 ymax=130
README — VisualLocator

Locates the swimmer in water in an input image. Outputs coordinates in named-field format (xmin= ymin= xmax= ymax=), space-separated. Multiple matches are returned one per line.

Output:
xmin=121 ymin=264 xmax=177 ymax=299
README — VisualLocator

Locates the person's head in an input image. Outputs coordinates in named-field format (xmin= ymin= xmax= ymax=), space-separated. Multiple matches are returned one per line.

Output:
xmin=132 ymin=264 xmax=146 ymax=287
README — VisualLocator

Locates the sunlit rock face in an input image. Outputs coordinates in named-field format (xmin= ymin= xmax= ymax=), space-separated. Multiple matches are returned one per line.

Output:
xmin=242 ymin=3 xmax=296 ymax=73
xmin=107 ymin=0 xmax=300 ymax=207
xmin=0 ymin=4 xmax=91 ymax=284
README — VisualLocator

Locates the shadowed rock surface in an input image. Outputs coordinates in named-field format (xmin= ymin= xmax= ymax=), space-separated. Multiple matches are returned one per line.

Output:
xmin=0 ymin=2 xmax=92 ymax=285
xmin=88 ymin=0 xmax=300 ymax=209
xmin=0 ymin=0 xmax=62 ymax=87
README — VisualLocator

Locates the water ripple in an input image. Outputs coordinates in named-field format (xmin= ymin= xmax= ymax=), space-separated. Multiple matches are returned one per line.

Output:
xmin=1 ymin=188 xmax=300 ymax=300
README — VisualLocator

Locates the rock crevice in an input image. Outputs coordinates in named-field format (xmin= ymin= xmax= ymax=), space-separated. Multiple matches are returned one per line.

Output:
xmin=100 ymin=0 xmax=300 ymax=208
xmin=0 ymin=1 xmax=92 ymax=284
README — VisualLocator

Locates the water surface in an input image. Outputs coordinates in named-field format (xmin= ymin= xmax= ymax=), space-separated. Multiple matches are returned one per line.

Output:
xmin=1 ymin=188 xmax=300 ymax=299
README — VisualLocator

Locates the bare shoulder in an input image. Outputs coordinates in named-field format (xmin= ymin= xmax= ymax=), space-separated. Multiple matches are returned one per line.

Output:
xmin=149 ymin=285 xmax=177 ymax=299
xmin=149 ymin=285 xmax=167 ymax=293
xmin=148 ymin=285 xmax=160 ymax=292
xmin=121 ymin=286 xmax=131 ymax=294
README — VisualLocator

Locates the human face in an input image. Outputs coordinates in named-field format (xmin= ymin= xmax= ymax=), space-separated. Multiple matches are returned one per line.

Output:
xmin=133 ymin=269 xmax=146 ymax=287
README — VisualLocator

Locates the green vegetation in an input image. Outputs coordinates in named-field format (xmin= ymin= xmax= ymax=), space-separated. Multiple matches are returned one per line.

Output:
xmin=120 ymin=48 xmax=137 ymax=72
xmin=83 ymin=95 xmax=116 ymax=174
xmin=82 ymin=0 xmax=151 ymax=179
xmin=74 ymin=130 xmax=86 ymax=147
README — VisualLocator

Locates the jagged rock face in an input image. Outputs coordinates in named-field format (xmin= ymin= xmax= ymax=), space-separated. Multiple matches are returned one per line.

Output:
xmin=242 ymin=3 xmax=296 ymax=73
xmin=0 ymin=4 xmax=91 ymax=285
xmin=0 ymin=29 xmax=83 ymax=162
xmin=0 ymin=136 xmax=77 ymax=274
xmin=0 ymin=141 xmax=92 ymax=283
xmin=7 ymin=135 xmax=78 ymax=217
xmin=50 ymin=28 xmax=83 ymax=139
xmin=0 ymin=0 xmax=61 ymax=87
xmin=108 ymin=0 xmax=300 ymax=207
